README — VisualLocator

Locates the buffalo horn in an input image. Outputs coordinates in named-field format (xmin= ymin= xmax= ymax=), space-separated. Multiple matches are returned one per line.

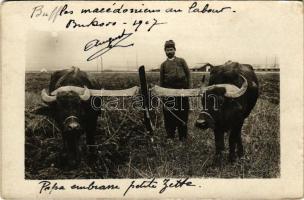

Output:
xmin=204 ymin=75 xmax=248 ymax=98
xmin=41 ymin=89 xmax=56 ymax=103
xmin=79 ymin=86 xmax=91 ymax=101
xmin=223 ymin=75 xmax=248 ymax=98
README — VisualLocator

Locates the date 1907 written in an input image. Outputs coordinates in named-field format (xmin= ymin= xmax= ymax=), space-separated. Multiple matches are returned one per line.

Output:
xmin=66 ymin=18 xmax=166 ymax=32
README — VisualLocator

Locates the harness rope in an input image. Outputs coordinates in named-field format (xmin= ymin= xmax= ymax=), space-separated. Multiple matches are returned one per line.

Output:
xmin=87 ymin=95 xmax=188 ymax=148
xmin=158 ymin=97 xmax=187 ymax=126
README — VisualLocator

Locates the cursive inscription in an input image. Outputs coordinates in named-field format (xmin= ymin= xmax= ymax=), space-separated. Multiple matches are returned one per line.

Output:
xmin=39 ymin=181 xmax=65 ymax=194
xmin=123 ymin=177 xmax=196 ymax=196
xmin=124 ymin=178 xmax=158 ymax=196
xmin=70 ymin=181 xmax=120 ymax=190
xmin=189 ymin=2 xmax=234 ymax=13
xmin=84 ymin=29 xmax=134 ymax=61
xmin=30 ymin=4 xmax=73 ymax=22
xmin=66 ymin=17 xmax=117 ymax=29
xmin=38 ymin=178 xmax=198 ymax=196
xmin=159 ymin=178 xmax=196 ymax=194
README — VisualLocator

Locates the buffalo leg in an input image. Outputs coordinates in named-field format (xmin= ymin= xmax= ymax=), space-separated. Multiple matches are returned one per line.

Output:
xmin=236 ymin=134 xmax=244 ymax=158
xmin=213 ymin=128 xmax=224 ymax=166
xmin=86 ymin=116 xmax=97 ymax=145
xmin=229 ymin=132 xmax=237 ymax=162
xmin=85 ymin=116 xmax=98 ymax=166
xmin=229 ymin=123 xmax=243 ymax=162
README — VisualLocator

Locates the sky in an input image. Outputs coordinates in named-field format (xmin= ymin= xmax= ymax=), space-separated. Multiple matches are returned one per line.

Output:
xmin=26 ymin=2 xmax=279 ymax=71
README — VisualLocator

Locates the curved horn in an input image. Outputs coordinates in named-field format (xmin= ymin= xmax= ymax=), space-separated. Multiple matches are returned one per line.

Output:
xmin=79 ymin=86 xmax=91 ymax=101
xmin=222 ymin=75 xmax=248 ymax=98
xmin=203 ymin=75 xmax=248 ymax=98
xmin=41 ymin=89 xmax=56 ymax=103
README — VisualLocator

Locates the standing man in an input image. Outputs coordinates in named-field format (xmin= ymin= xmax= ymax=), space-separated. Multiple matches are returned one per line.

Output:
xmin=160 ymin=40 xmax=191 ymax=141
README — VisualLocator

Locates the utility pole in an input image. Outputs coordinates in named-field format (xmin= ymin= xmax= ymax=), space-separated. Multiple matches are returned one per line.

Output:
xmin=265 ymin=56 xmax=268 ymax=68
xmin=96 ymin=56 xmax=103 ymax=72
xmin=96 ymin=58 xmax=98 ymax=72
xmin=136 ymin=50 xmax=138 ymax=70
xmin=100 ymin=56 xmax=103 ymax=72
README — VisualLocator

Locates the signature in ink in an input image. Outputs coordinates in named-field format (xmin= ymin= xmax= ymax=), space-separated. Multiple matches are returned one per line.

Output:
xmin=84 ymin=29 xmax=134 ymax=61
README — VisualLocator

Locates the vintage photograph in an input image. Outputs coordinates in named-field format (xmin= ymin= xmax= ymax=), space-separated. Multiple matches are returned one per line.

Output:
xmin=25 ymin=30 xmax=279 ymax=179
xmin=2 ymin=1 xmax=303 ymax=198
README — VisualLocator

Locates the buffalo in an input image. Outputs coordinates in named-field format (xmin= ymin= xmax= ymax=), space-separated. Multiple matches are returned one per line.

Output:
xmin=195 ymin=62 xmax=259 ymax=164
xmin=151 ymin=61 xmax=258 ymax=165
xmin=35 ymin=67 xmax=101 ymax=168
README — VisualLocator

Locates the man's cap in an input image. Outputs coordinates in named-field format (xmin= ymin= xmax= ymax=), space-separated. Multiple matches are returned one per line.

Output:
xmin=164 ymin=40 xmax=176 ymax=50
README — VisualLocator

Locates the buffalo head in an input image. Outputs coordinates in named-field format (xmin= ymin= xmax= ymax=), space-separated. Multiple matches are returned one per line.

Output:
xmin=36 ymin=86 xmax=91 ymax=168
xmin=195 ymin=74 xmax=248 ymax=130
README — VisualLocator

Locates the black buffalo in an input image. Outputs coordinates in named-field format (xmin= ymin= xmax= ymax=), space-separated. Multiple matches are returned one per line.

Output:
xmin=195 ymin=62 xmax=259 ymax=164
xmin=35 ymin=67 xmax=100 ymax=168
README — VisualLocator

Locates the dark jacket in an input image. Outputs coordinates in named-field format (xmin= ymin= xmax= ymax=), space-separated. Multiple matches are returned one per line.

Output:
xmin=160 ymin=57 xmax=191 ymax=89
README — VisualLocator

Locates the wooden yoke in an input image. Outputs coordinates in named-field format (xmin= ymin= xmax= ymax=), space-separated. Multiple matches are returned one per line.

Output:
xmin=151 ymin=85 xmax=202 ymax=97
xmin=50 ymin=85 xmax=140 ymax=97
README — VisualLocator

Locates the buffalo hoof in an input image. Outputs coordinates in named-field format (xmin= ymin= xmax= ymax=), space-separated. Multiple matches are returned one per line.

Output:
xmin=166 ymin=138 xmax=174 ymax=146
xmin=179 ymin=136 xmax=187 ymax=142
xmin=237 ymin=149 xmax=244 ymax=158
xmin=229 ymin=153 xmax=236 ymax=163
xmin=86 ymin=146 xmax=98 ymax=164
xmin=212 ymin=153 xmax=223 ymax=167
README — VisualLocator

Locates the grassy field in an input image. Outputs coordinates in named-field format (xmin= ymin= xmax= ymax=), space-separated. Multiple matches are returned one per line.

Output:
xmin=25 ymin=72 xmax=280 ymax=179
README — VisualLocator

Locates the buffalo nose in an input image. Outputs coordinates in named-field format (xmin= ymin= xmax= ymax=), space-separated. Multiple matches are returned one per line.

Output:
xmin=68 ymin=122 xmax=80 ymax=131
xmin=195 ymin=119 xmax=207 ymax=127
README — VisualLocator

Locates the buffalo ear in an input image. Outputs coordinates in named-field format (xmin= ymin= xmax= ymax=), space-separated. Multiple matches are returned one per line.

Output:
xmin=32 ymin=103 xmax=54 ymax=117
